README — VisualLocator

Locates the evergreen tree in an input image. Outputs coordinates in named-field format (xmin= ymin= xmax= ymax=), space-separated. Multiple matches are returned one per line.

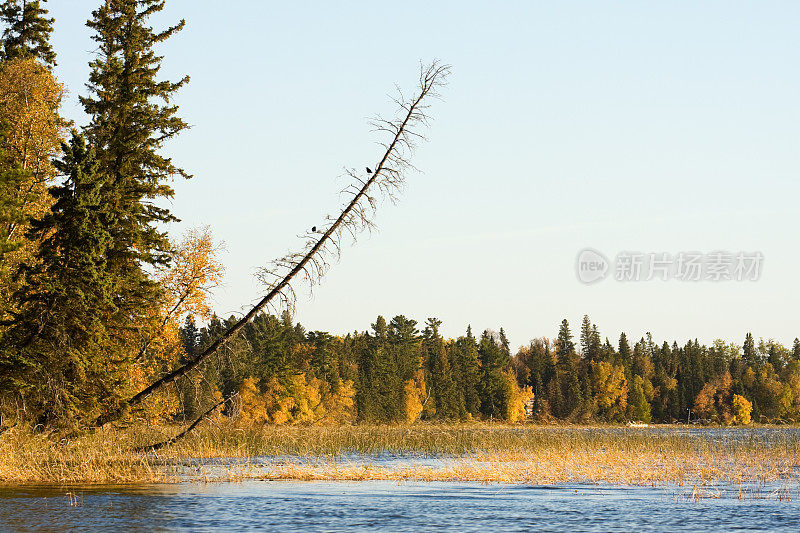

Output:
xmin=422 ymin=318 xmax=459 ymax=419
xmin=2 ymin=133 xmax=116 ymax=423
xmin=525 ymin=338 xmax=554 ymax=416
xmin=579 ymin=315 xmax=592 ymax=359
xmin=180 ymin=314 xmax=199 ymax=362
xmin=356 ymin=316 xmax=392 ymax=421
xmin=794 ymin=338 xmax=800 ymax=361
xmin=1 ymin=0 xmax=56 ymax=66
xmin=308 ymin=331 xmax=340 ymax=388
xmin=452 ymin=325 xmax=481 ymax=418
xmin=555 ymin=319 xmax=581 ymax=418
xmin=618 ymin=332 xmax=632 ymax=369
xmin=388 ymin=315 xmax=420 ymax=381
xmin=589 ymin=325 xmax=602 ymax=362
xmin=766 ymin=341 xmax=784 ymax=372
xmin=478 ymin=329 xmax=511 ymax=419
xmin=743 ymin=333 xmax=758 ymax=368
xmin=556 ymin=319 xmax=575 ymax=360
xmin=80 ymin=0 xmax=190 ymax=339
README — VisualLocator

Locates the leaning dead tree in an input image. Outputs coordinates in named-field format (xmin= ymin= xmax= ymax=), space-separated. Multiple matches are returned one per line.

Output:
xmin=94 ymin=61 xmax=450 ymax=428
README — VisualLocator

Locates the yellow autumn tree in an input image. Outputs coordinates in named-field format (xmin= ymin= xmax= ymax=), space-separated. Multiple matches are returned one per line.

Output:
xmin=402 ymin=376 xmax=426 ymax=424
xmin=239 ymin=377 xmax=268 ymax=423
xmin=132 ymin=227 xmax=225 ymax=420
xmin=503 ymin=371 xmax=534 ymax=423
xmin=259 ymin=373 xmax=356 ymax=426
xmin=320 ymin=379 xmax=356 ymax=425
xmin=732 ymin=394 xmax=752 ymax=425
xmin=0 ymin=57 xmax=67 ymax=319
xmin=592 ymin=360 xmax=628 ymax=422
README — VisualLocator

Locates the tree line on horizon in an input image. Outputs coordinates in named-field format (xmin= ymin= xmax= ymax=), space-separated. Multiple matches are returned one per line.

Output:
xmin=176 ymin=311 xmax=800 ymax=426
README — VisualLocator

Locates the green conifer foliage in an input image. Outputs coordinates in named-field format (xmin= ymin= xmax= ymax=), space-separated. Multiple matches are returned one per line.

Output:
xmin=3 ymin=133 xmax=117 ymax=423
xmin=80 ymin=0 xmax=189 ymax=332
xmin=1 ymin=0 xmax=56 ymax=66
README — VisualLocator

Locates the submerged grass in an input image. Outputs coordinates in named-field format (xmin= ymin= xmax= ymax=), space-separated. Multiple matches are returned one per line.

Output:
xmin=1 ymin=422 xmax=799 ymax=490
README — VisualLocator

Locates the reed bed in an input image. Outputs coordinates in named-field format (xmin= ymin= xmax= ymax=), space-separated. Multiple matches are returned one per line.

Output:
xmin=1 ymin=422 xmax=799 ymax=490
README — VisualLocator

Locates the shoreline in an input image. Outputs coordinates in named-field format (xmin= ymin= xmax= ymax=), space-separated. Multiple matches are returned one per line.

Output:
xmin=1 ymin=423 xmax=799 ymax=486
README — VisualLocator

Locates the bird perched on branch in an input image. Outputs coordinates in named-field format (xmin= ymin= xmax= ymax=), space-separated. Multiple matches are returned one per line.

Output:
xmin=311 ymin=226 xmax=317 ymax=232
xmin=366 ymin=167 xmax=372 ymax=174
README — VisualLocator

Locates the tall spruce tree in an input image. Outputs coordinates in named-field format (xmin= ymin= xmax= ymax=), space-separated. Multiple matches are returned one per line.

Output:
xmin=555 ymin=319 xmax=582 ymax=418
xmin=453 ymin=325 xmax=481 ymax=418
xmin=422 ymin=318 xmax=459 ymax=419
xmin=478 ymin=329 xmax=511 ymax=419
xmin=556 ymin=319 xmax=575 ymax=360
xmin=743 ymin=333 xmax=758 ymax=368
xmin=0 ymin=0 xmax=56 ymax=66
xmin=579 ymin=315 xmax=592 ymax=359
xmin=2 ymin=133 xmax=117 ymax=423
xmin=80 ymin=0 xmax=189 ymax=339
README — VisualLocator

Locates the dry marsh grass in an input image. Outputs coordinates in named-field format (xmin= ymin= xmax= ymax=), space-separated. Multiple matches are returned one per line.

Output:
xmin=1 ymin=422 xmax=799 ymax=490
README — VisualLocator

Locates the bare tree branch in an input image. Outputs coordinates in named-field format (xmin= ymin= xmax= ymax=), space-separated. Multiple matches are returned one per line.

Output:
xmin=94 ymin=60 xmax=450 ymax=428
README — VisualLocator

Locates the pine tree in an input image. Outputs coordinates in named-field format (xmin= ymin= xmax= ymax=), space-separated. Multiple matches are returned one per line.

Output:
xmin=556 ymin=319 xmax=575 ymax=360
xmin=422 ymin=318 xmax=459 ymax=419
xmin=453 ymin=325 xmax=481 ymax=418
xmin=80 ymin=0 xmax=189 ymax=339
xmin=793 ymin=338 xmax=800 ymax=361
xmin=388 ymin=315 xmax=420 ymax=381
xmin=525 ymin=338 xmax=554 ymax=416
xmin=1 ymin=0 xmax=56 ymax=66
xmin=388 ymin=315 xmax=423 ymax=420
xmin=308 ymin=331 xmax=340 ymax=389
xmin=355 ymin=316 xmax=388 ymax=421
xmin=478 ymin=329 xmax=511 ymax=419
xmin=2 ymin=133 xmax=117 ymax=423
xmin=618 ymin=332 xmax=632 ymax=369
xmin=179 ymin=315 xmax=199 ymax=362
xmin=555 ymin=319 xmax=581 ymax=418
xmin=743 ymin=333 xmax=758 ymax=368
xmin=579 ymin=315 xmax=592 ymax=359
xmin=767 ymin=341 xmax=783 ymax=372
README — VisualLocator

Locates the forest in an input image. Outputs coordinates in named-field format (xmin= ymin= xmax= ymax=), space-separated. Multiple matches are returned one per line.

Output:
xmin=1 ymin=0 xmax=798 ymax=431
xmin=177 ymin=311 xmax=800 ymax=426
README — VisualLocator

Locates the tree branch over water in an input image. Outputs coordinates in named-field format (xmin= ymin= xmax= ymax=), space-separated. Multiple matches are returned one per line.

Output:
xmin=94 ymin=61 xmax=451 ymax=428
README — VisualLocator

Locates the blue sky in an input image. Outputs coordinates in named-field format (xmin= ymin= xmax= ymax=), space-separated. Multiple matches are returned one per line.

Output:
xmin=48 ymin=1 xmax=799 ymax=349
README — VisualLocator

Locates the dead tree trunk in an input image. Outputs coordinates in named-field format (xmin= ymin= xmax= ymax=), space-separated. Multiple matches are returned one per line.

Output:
xmin=94 ymin=61 xmax=450 ymax=428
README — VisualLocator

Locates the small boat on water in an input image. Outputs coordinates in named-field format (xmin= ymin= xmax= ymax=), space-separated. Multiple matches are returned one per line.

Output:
xmin=627 ymin=422 xmax=649 ymax=428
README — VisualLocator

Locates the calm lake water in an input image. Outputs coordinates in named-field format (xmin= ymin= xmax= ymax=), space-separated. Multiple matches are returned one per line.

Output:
xmin=2 ymin=480 xmax=800 ymax=532
xmin=3 ymin=427 xmax=800 ymax=531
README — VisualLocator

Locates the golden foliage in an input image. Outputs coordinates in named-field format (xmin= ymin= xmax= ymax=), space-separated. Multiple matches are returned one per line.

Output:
xmin=239 ymin=377 xmax=268 ymax=423
xmin=503 ymin=371 xmax=534 ymax=423
xmin=693 ymin=372 xmax=753 ymax=425
xmin=158 ymin=226 xmax=225 ymax=323
xmin=0 ymin=57 xmax=67 ymax=316
xmin=126 ymin=227 xmax=225 ymax=419
xmin=732 ymin=394 xmax=752 ymax=425
xmin=259 ymin=373 xmax=356 ymax=426
xmin=592 ymin=360 xmax=628 ymax=421
xmin=0 ymin=58 xmax=66 ymax=182
xmin=402 ymin=377 xmax=425 ymax=423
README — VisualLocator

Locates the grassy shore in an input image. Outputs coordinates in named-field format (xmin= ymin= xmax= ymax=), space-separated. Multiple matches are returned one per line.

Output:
xmin=1 ymin=422 xmax=799 ymax=490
